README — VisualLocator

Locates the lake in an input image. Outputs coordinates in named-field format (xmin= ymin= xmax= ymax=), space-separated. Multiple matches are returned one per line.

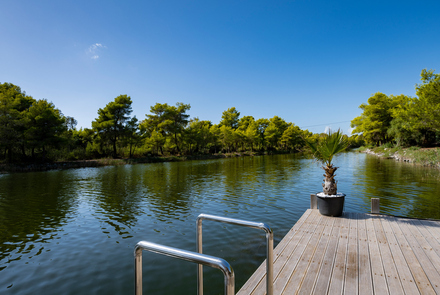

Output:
xmin=1 ymin=152 xmax=440 ymax=294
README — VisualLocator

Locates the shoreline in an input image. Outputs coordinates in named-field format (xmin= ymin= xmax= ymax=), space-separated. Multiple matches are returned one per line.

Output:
xmin=360 ymin=147 xmax=440 ymax=169
xmin=0 ymin=150 xmax=296 ymax=174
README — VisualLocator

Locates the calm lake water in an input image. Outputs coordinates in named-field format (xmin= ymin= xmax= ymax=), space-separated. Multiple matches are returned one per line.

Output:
xmin=1 ymin=152 xmax=440 ymax=294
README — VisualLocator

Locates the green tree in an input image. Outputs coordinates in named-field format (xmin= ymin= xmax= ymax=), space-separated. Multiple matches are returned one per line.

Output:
xmin=415 ymin=69 xmax=440 ymax=131
xmin=244 ymin=121 xmax=259 ymax=151
xmin=387 ymin=70 xmax=440 ymax=146
xmin=237 ymin=116 xmax=255 ymax=131
xmin=185 ymin=118 xmax=212 ymax=154
xmin=144 ymin=102 xmax=190 ymax=154
xmin=76 ymin=128 xmax=95 ymax=153
xmin=145 ymin=130 xmax=165 ymax=155
xmin=411 ymin=69 xmax=440 ymax=145
xmin=124 ymin=116 xmax=141 ymax=157
xmin=220 ymin=107 xmax=240 ymax=129
xmin=26 ymin=99 xmax=66 ymax=160
xmin=65 ymin=116 xmax=77 ymax=131
xmin=233 ymin=128 xmax=245 ymax=151
xmin=264 ymin=116 xmax=289 ymax=149
xmin=352 ymin=69 xmax=440 ymax=147
xmin=255 ymin=118 xmax=269 ymax=150
xmin=219 ymin=125 xmax=235 ymax=152
xmin=281 ymin=124 xmax=304 ymax=150
xmin=164 ymin=103 xmax=190 ymax=154
xmin=387 ymin=95 xmax=419 ymax=146
xmin=0 ymin=83 xmax=35 ymax=161
xmin=62 ymin=116 xmax=78 ymax=153
xmin=351 ymin=92 xmax=394 ymax=145
xmin=209 ymin=124 xmax=221 ymax=153
xmin=92 ymin=95 xmax=133 ymax=157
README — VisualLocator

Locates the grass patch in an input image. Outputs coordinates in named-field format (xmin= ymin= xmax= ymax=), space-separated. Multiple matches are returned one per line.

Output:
xmin=402 ymin=148 xmax=440 ymax=166
xmin=361 ymin=145 xmax=440 ymax=167
xmin=357 ymin=146 xmax=369 ymax=152
xmin=366 ymin=145 xmax=401 ymax=157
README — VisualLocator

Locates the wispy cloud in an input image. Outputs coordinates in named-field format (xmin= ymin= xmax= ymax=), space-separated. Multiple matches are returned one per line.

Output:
xmin=87 ymin=43 xmax=107 ymax=60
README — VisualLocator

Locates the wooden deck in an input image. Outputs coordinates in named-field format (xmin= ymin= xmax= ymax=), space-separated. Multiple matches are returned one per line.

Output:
xmin=237 ymin=209 xmax=440 ymax=295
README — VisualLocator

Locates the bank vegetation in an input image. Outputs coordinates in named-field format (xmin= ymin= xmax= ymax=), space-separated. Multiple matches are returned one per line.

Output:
xmin=352 ymin=68 xmax=440 ymax=167
xmin=0 ymin=83 xmax=363 ymax=171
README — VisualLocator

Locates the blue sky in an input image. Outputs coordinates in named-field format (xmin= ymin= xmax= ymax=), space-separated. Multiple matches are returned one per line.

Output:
xmin=1 ymin=0 xmax=439 ymax=134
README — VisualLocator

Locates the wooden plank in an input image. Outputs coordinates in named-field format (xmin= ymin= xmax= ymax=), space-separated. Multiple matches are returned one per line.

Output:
xmin=344 ymin=212 xmax=359 ymax=295
xmin=365 ymin=214 xmax=389 ymax=294
xmin=372 ymin=216 xmax=404 ymax=295
xmin=296 ymin=216 xmax=336 ymax=295
xmin=327 ymin=213 xmax=350 ymax=294
xmin=282 ymin=214 xmax=332 ymax=294
xmin=379 ymin=216 xmax=420 ymax=295
xmin=418 ymin=219 xmax=440 ymax=244
xmin=395 ymin=217 xmax=440 ymax=294
xmin=357 ymin=213 xmax=373 ymax=295
xmin=237 ymin=209 xmax=314 ymax=295
xmin=272 ymin=213 xmax=325 ymax=294
xmin=406 ymin=219 xmax=440 ymax=276
xmin=241 ymin=209 xmax=321 ymax=294
xmin=238 ymin=211 xmax=440 ymax=295
xmin=311 ymin=215 xmax=343 ymax=294
xmin=418 ymin=219 xmax=440 ymax=255
xmin=411 ymin=219 xmax=440 ymax=264
xmin=387 ymin=216 xmax=436 ymax=294
xmin=273 ymin=209 xmax=315 ymax=257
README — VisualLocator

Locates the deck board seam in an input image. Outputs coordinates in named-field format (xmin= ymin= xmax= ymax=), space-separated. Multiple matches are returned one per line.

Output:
xmin=312 ymin=214 xmax=343 ymax=294
xmin=273 ymin=213 xmax=325 ymax=294
xmin=237 ymin=209 xmax=314 ymax=294
xmin=237 ymin=211 xmax=440 ymax=295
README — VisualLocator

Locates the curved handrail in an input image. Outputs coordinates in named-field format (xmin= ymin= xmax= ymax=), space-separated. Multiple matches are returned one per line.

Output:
xmin=135 ymin=241 xmax=235 ymax=295
xmin=196 ymin=214 xmax=273 ymax=295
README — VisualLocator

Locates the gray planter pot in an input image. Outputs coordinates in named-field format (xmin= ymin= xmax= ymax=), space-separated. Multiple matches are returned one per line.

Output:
xmin=316 ymin=193 xmax=345 ymax=217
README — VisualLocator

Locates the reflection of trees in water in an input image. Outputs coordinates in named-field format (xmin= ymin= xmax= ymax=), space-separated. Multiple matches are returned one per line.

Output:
xmin=143 ymin=154 xmax=305 ymax=218
xmin=91 ymin=165 xmax=146 ymax=237
xmin=0 ymin=171 xmax=76 ymax=267
xmin=219 ymin=155 xmax=303 ymax=199
xmin=355 ymin=155 xmax=440 ymax=219
xmin=399 ymin=164 xmax=440 ymax=219
xmin=141 ymin=162 xmax=197 ymax=222
xmin=134 ymin=155 xmax=306 ymax=222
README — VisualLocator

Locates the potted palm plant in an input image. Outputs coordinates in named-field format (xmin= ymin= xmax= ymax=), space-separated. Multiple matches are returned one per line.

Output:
xmin=305 ymin=129 xmax=350 ymax=216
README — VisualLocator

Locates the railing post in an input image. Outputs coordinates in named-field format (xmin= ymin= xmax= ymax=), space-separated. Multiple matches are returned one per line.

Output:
xmin=371 ymin=198 xmax=380 ymax=214
xmin=310 ymin=194 xmax=317 ymax=209
xmin=134 ymin=246 xmax=143 ymax=295
xmin=197 ymin=218 xmax=203 ymax=295
xmin=135 ymin=241 xmax=234 ymax=295
xmin=197 ymin=214 xmax=273 ymax=295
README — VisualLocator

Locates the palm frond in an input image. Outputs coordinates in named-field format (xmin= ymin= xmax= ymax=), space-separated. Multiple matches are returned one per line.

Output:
xmin=305 ymin=129 xmax=350 ymax=166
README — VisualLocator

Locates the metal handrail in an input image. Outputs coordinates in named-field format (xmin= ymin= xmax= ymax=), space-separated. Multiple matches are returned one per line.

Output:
xmin=196 ymin=214 xmax=273 ymax=295
xmin=135 ymin=241 xmax=235 ymax=295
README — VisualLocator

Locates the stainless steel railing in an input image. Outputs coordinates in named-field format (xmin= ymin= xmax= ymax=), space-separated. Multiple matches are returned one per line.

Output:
xmin=196 ymin=214 xmax=273 ymax=295
xmin=134 ymin=241 xmax=235 ymax=295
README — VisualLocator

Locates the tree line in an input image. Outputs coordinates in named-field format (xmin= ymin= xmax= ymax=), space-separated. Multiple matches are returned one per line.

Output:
xmin=0 ymin=82 xmax=362 ymax=163
xmin=351 ymin=69 xmax=440 ymax=147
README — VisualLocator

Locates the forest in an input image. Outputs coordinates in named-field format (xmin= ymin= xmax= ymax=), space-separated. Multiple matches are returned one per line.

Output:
xmin=351 ymin=69 xmax=440 ymax=147
xmin=9 ymin=69 xmax=440 ymax=163
xmin=0 ymin=82 xmax=364 ymax=164
xmin=8 ymin=67 xmax=440 ymax=164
